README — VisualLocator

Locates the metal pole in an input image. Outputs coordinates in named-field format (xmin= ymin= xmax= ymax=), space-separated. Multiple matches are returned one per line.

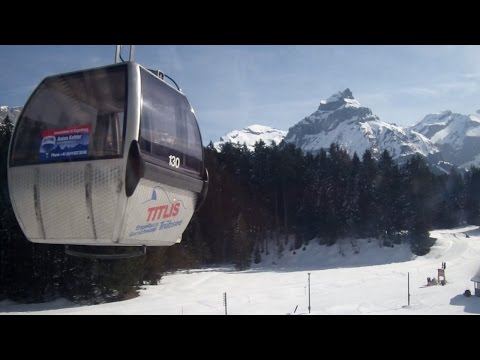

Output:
xmin=223 ymin=292 xmax=227 ymax=315
xmin=115 ymin=45 xmax=121 ymax=64
xmin=115 ymin=45 xmax=135 ymax=63
xmin=129 ymin=45 xmax=135 ymax=61
xmin=408 ymin=272 xmax=410 ymax=307
xmin=308 ymin=273 xmax=311 ymax=314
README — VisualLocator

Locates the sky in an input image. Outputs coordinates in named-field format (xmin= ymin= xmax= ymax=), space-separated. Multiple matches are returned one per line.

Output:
xmin=1 ymin=45 xmax=480 ymax=144
xmin=2 ymin=226 xmax=479 ymax=314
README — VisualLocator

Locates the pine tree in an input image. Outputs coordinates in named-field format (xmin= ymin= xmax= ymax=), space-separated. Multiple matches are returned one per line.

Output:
xmin=377 ymin=149 xmax=402 ymax=244
xmin=345 ymin=152 xmax=361 ymax=237
xmin=358 ymin=149 xmax=378 ymax=238
xmin=231 ymin=213 xmax=252 ymax=270
xmin=435 ymin=168 xmax=465 ymax=228
xmin=253 ymin=245 xmax=261 ymax=264
xmin=402 ymin=155 xmax=435 ymax=254
xmin=465 ymin=167 xmax=480 ymax=225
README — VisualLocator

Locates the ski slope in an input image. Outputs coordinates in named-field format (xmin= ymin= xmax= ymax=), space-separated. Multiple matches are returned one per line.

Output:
xmin=1 ymin=226 xmax=480 ymax=314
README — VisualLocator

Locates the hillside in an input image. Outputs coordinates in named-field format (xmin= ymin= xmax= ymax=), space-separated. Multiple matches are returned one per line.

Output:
xmin=1 ymin=226 xmax=479 ymax=314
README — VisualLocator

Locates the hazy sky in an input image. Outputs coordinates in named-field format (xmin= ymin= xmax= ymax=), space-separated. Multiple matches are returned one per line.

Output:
xmin=1 ymin=45 xmax=480 ymax=144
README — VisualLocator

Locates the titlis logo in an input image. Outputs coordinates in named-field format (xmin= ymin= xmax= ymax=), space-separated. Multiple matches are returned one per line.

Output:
xmin=146 ymin=202 xmax=180 ymax=222
xmin=129 ymin=189 xmax=183 ymax=237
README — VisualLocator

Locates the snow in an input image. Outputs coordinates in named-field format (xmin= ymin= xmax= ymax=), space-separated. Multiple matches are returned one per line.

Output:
xmin=2 ymin=226 xmax=480 ymax=315
xmin=417 ymin=111 xmax=451 ymax=127
xmin=325 ymin=93 xmax=342 ymax=103
xmin=459 ymin=153 xmax=480 ymax=168
xmin=466 ymin=127 xmax=480 ymax=137
xmin=301 ymin=119 xmax=373 ymax=155
xmin=344 ymin=98 xmax=361 ymax=108
xmin=413 ymin=111 xmax=480 ymax=150
xmin=214 ymin=124 xmax=287 ymax=151
xmin=246 ymin=124 xmax=275 ymax=134
xmin=297 ymin=115 xmax=438 ymax=159
xmin=286 ymin=90 xmax=438 ymax=159
xmin=0 ymin=105 xmax=22 ymax=124
xmin=316 ymin=90 xmax=360 ymax=110
xmin=405 ymin=129 xmax=438 ymax=156
xmin=430 ymin=121 xmax=467 ymax=146
xmin=469 ymin=113 xmax=480 ymax=124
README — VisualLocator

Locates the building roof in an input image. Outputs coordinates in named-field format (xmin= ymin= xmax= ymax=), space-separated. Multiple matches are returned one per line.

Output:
xmin=471 ymin=274 xmax=480 ymax=282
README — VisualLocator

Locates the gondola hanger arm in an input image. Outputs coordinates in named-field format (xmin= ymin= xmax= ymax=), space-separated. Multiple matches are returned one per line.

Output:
xmin=115 ymin=45 xmax=135 ymax=63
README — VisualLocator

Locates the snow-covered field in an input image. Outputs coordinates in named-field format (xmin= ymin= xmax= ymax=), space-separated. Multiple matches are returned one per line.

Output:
xmin=2 ymin=226 xmax=480 ymax=315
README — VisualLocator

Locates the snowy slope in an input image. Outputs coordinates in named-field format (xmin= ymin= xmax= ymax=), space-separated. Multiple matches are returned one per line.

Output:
xmin=412 ymin=111 xmax=480 ymax=168
xmin=2 ymin=226 xmax=480 ymax=314
xmin=0 ymin=106 xmax=22 ymax=124
xmin=214 ymin=124 xmax=287 ymax=151
xmin=285 ymin=89 xmax=439 ymax=161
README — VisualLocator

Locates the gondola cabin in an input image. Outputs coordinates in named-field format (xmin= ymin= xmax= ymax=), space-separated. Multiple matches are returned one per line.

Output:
xmin=8 ymin=62 xmax=208 ymax=249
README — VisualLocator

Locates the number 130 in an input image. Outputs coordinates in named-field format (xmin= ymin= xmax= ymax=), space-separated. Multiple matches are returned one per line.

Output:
xmin=169 ymin=155 xmax=180 ymax=168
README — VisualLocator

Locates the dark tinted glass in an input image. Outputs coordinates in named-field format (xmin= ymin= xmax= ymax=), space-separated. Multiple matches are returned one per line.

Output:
xmin=10 ymin=64 xmax=127 ymax=166
xmin=139 ymin=68 xmax=203 ymax=176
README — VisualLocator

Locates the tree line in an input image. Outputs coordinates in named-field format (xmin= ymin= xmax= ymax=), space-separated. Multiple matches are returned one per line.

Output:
xmin=192 ymin=140 xmax=476 ymax=270
xmin=1 ymin=115 xmax=480 ymax=303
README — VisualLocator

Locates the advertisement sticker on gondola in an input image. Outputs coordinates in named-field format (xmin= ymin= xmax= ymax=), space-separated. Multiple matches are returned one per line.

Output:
xmin=128 ymin=188 xmax=184 ymax=237
xmin=39 ymin=125 xmax=91 ymax=160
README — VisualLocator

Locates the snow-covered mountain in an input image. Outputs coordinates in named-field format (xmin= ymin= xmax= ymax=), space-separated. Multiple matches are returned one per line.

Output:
xmin=411 ymin=110 xmax=480 ymax=168
xmin=214 ymin=124 xmax=287 ymax=151
xmin=0 ymin=106 xmax=22 ymax=124
xmin=284 ymin=89 xmax=439 ymax=161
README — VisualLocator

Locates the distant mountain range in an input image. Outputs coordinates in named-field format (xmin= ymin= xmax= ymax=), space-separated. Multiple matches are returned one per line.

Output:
xmin=411 ymin=110 xmax=480 ymax=168
xmin=6 ymin=91 xmax=480 ymax=171
xmin=213 ymin=124 xmax=287 ymax=151
xmin=284 ymin=89 xmax=439 ymax=163
xmin=0 ymin=106 xmax=22 ymax=123
xmin=213 ymin=89 xmax=480 ymax=171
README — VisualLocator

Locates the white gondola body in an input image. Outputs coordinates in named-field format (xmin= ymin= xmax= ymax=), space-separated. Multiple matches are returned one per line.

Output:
xmin=8 ymin=62 xmax=206 ymax=247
